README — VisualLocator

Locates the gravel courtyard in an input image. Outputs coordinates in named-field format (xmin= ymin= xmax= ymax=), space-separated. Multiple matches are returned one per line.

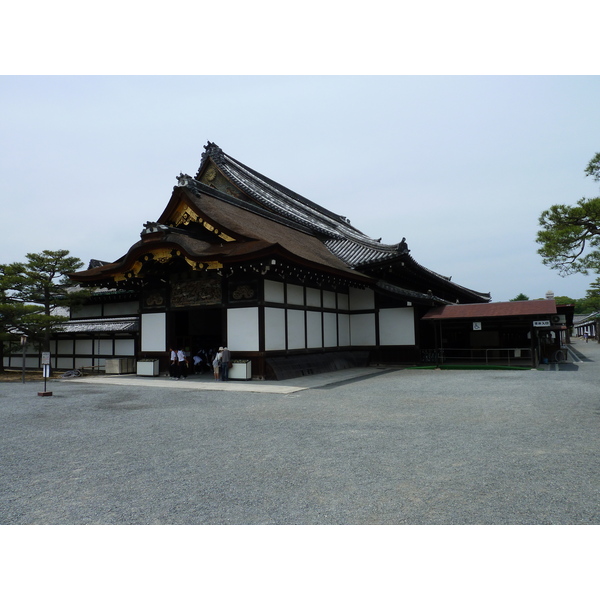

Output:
xmin=1 ymin=343 xmax=599 ymax=525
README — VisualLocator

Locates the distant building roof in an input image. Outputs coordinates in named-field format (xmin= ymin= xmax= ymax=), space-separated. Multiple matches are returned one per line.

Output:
xmin=422 ymin=299 xmax=557 ymax=320
xmin=573 ymin=312 xmax=600 ymax=327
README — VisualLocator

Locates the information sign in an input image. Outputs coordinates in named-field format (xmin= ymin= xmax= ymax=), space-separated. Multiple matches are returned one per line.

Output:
xmin=533 ymin=320 xmax=551 ymax=327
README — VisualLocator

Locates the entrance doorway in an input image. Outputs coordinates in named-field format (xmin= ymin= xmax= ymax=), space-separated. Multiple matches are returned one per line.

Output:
xmin=170 ymin=307 xmax=223 ymax=358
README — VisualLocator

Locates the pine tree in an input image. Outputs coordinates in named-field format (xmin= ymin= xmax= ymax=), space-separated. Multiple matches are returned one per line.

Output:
xmin=1 ymin=250 xmax=89 ymax=356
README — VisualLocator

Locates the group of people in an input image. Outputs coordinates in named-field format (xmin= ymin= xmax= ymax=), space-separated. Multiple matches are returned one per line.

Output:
xmin=168 ymin=345 xmax=232 ymax=381
xmin=211 ymin=346 xmax=232 ymax=381
xmin=168 ymin=346 xmax=189 ymax=380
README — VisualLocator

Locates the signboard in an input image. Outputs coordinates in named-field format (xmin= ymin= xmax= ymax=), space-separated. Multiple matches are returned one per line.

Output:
xmin=472 ymin=322 xmax=482 ymax=331
xmin=533 ymin=320 xmax=551 ymax=327
xmin=39 ymin=352 xmax=53 ymax=396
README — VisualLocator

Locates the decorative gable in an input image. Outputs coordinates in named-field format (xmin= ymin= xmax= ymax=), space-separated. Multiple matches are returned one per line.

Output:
xmin=162 ymin=185 xmax=237 ymax=243
xmin=196 ymin=158 xmax=251 ymax=204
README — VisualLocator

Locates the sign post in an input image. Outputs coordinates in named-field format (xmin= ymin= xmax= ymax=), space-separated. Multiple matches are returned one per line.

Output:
xmin=20 ymin=334 xmax=28 ymax=384
xmin=39 ymin=352 xmax=52 ymax=397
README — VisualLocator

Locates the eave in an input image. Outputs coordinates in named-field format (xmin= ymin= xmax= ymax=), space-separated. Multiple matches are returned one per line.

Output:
xmin=361 ymin=253 xmax=491 ymax=304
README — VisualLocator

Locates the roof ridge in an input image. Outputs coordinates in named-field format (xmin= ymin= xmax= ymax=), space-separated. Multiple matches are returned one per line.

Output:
xmin=198 ymin=142 xmax=409 ymax=258
xmin=176 ymin=175 xmax=318 ymax=237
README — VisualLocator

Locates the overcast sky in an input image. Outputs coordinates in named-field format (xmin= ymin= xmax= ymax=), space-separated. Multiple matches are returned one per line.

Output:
xmin=2 ymin=75 xmax=599 ymax=302
xmin=2 ymin=3 xmax=600 ymax=305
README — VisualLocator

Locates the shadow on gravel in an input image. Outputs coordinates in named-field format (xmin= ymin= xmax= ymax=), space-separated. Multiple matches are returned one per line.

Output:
xmin=315 ymin=369 xmax=397 ymax=389
xmin=555 ymin=363 xmax=580 ymax=371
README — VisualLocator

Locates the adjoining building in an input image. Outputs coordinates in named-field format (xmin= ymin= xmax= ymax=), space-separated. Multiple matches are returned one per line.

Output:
xmin=421 ymin=299 xmax=575 ymax=368
xmin=6 ymin=142 xmax=494 ymax=378
xmin=573 ymin=313 xmax=599 ymax=340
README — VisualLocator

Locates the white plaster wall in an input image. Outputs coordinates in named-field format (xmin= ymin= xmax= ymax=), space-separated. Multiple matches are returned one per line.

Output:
xmin=337 ymin=293 xmax=349 ymax=310
xmin=57 ymin=357 xmax=74 ymax=369
xmin=306 ymin=287 xmax=321 ymax=307
xmin=306 ymin=311 xmax=323 ymax=348
xmin=287 ymin=284 xmax=304 ymax=305
xmin=75 ymin=339 xmax=93 ymax=355
xmin=265 ymin=307 xmax=286 ymax=350
xmin=349 ymin=287 xmax=375 ymax=310
xmin=287 ymin=309 xmax=305 ymax=349
xmin=57 ymin=339 xmax=74 ymax=354
xmin=323 ymin=312 xmax=337 ymax=347
xmin=95 ymin=339 xmax=114 ymax=355
xmin=379 ymin=307 xmax=416 ymax=345
xmin=141 ymin=312 xmax=166 ymax=352
xmin=350 ymin=313 xmax=376 ymax=346
xmin=338 ymin=313 xmax=350 ymax=346
xmin=115 ymin=339 xmax=136 ymax=355
xmin=264 ymin=280 xmax=285 ymax=303
xmin=10 ymin=357 xmax=39 ymax=368
xmin=323 ymin=291 xmax=336 ymax=309
xmin=3 ymin=355 xmax=40 ymax=368
xmin=227 ymin=307 xmax=259 ymax=351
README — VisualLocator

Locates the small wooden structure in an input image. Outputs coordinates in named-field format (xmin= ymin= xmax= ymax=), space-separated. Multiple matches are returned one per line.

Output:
xmin=421 ymin=300 xmax=575 ymax=368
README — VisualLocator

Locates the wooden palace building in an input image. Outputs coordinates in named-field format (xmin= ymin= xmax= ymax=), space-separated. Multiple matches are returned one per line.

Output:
xmin=54 ymin=142 xmax=492 ymax=379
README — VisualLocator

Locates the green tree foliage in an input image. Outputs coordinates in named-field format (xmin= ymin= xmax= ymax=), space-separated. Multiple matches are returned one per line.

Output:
xmin=584 ymin=152 xmax=600 ymax=183
xmin=0 ymin=263 xmax=39 ymax=372
xmin=548 ymin=283 xmax=600 ymax=314
xmin=0 ymin=250 xmax=88 ymax=362
xmin=553 ymin=295 xmax=576 ymax=305
xmin=537 ymin=152 xmax=600 ymax=277
xmin=576 ymin=277 xmax=600 ymax=314
xmin=509 ymin=293 xmax=530 ymax=301
xmin=536 ymin=197 xmax=600 ymax=276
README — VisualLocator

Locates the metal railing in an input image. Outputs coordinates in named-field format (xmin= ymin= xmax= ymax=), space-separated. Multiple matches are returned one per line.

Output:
xmin=421 ymin=347 xmax=533 ymax=365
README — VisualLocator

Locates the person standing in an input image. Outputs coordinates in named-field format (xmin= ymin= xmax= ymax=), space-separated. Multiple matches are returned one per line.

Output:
xmin=169 ymin=346 xmax=179 ymax=379
xmin=212 ymin=348 xmax=223 ymax=381
xmin=221 ymin=346 xmax=231 ymax=381
xmin=177 ymin=347 xmax=188 ymax=379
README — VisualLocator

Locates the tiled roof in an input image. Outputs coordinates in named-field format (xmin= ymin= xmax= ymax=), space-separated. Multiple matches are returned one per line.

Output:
xmin=197 ymin=142 xmax=407 ymax=268
xmin=70 ymin=142 xmax=491 ymax=305
xmin=375 ymin=280 xmax=450 ymax=304
xmin=71 ymin=196 xmax=373 ymax=286
xmin=194 ymin=142 xmax=490 ymax=303
xmin=573 ymin=312 xmax=600 ymax=326
xmin=180 ymin=186 xmax=368 ymax=277
xmin=58 ymin=317 xmax=139 ymax=333
xmin=422 ymin=299 xmax=557 ymax=320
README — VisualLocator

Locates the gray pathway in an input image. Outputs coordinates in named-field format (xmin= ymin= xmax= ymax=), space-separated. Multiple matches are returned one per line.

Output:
xmin=60 ymin=366 xmax=388 ymax=395
xmin=1 ymin=342 xmax=599 ymax=524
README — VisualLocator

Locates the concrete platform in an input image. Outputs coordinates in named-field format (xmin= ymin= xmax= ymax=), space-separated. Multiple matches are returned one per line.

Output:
xmin=61 ymin=367 xmax=392 ymax=395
